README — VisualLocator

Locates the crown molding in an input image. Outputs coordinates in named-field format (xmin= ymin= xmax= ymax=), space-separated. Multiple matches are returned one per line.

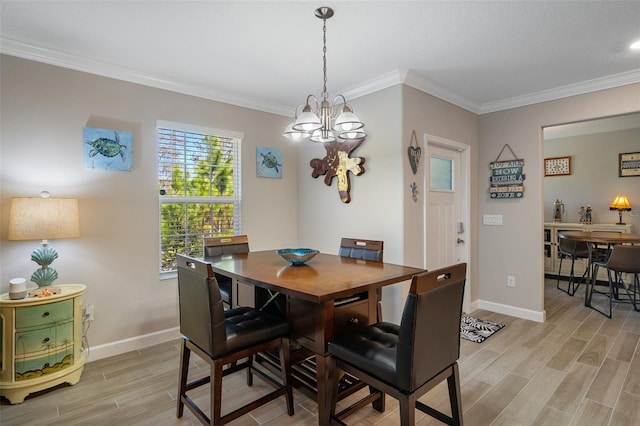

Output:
xmin=479 ymin=69 xmax=640 ymax=114
xmin=339 ymin=69 xmax=481 ymax=113
xmin=2 ymin=37 xmax=638 ymax=117
xmin=0 ymin=37 xmax=293 ymax=117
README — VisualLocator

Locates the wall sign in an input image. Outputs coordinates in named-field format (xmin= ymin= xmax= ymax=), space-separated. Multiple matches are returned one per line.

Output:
xmin=489 ymin=144 xmax=525 ymax=199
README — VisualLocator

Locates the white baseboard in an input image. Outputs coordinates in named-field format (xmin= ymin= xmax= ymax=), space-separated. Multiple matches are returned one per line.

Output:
xmin=85 ymin=327 xmax=181 ymax=362
xmin=84 ymin=299 xmax=545 ymax=363
xmin=475 ymin=299 xmax=546 ymax=322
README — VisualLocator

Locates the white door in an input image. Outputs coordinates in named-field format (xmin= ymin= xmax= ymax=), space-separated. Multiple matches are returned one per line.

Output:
xmin=425 ymin=135 xmax=470 ymax=311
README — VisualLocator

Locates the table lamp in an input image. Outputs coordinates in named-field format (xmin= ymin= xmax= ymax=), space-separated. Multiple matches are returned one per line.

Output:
xmin=8 ymin=191 xmax=80 ymax=294
xmin=610 ymin=195 xmax=632 ymax=225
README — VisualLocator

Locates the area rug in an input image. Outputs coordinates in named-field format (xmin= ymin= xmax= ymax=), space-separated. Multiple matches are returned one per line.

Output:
xmin=460 ymin=316 xmax=505 ymax=343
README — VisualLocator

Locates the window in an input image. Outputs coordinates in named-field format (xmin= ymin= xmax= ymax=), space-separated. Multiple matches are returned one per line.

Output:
xmin=430 ymin=155 xmax=454 ymax=191
xmin=157 ymin=120 xmax=242 ymax=273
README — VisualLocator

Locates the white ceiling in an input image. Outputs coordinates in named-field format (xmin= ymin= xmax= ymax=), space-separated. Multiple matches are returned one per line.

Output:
xmin=1 ymin=1 xmax=639 ymax=115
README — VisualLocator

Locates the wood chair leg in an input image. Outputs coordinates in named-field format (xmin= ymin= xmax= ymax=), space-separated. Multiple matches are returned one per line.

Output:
xmin=370 ymin=385 xmax=385 ymax=412
xmin=246 ymin=354 xmax=254 ymax=386
xmin=177 ymin=338 xmax=190 ymax=418
xmin=211 ymin=359 xmax=224 ymax=426
xmin=400 ymin=394 xmax=416 ymax=426
xmin=448 ymin=363 xmax=463 ymax=426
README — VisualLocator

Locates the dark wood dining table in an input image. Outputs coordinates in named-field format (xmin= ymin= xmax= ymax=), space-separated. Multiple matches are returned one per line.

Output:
xmin=205 ymin=250 xmax=425 ymax=425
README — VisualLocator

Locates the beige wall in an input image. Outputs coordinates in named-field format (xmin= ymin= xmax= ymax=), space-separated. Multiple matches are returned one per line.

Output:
xmin=296 ymin=86 xmax=408 ymax=321
xmin=0 ymin=55 xmax=298 ymax=357
xmin=400 ymin=85 xmax=480 ymax=306
xmin=478 ymin=84 xmax=640 ymax=320
xmin=295 ymin=85 xmax=480 ymax=323
xmin=2 ymin=53 xmax=639 ymax=359
xmin=544 ymin=127 xmax=640 ymax=228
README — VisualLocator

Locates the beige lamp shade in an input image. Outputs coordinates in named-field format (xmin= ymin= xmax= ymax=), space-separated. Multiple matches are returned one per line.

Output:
xmin=8 ymin=197 xmax=80 ymax=241
xmin=610 ymin=195 xmax=632 ymax=211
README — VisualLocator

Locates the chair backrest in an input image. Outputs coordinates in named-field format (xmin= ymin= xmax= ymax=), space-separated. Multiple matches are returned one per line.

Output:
xmin=558 ymin=237 xmax=589 ymax=257
xmin=203 ymin=235 xmax=249 ymax=257
xmin=338 ymin=238 xmax=383 ymax=262
xmin=607 ymin=245 xmax=640 ymax=273
xmin=176 ymin=254 xmax=226 ymax=356
xmin=396 ymin=263 xmax=467 ymax=392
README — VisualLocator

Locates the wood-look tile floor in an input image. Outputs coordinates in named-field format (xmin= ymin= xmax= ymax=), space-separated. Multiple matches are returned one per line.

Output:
xmin=2 ymin=278 xmax=640 ymax=425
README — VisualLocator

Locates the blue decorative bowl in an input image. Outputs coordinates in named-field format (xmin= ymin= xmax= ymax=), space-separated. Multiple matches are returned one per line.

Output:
xmin=276 ymin=248 xmax=319 ymax=265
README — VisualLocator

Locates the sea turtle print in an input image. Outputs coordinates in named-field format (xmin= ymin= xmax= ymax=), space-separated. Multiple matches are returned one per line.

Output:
xmin=87 ymin=131 xmax=128 ymax=162
xmin=260 ymin=151 xmax=282 ymax=173
xmin=84 ymin=127 xmax=133 ymax=170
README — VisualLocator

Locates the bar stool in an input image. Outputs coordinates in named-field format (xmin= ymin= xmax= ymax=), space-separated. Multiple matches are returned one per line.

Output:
xmin=556 ymin=237 xmax=590 ymax=296
xmin=328 ymin=263 xmax=466 ymax=426
xmin=203 ymin=235 xmax=250 ymax=308
xmin=176 ymin=254 xmax=294 ymax=425
xmin=588 ymin=245 xmax=640 ymax=318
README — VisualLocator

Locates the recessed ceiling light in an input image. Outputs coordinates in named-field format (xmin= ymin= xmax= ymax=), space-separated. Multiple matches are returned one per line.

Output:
xmin=631 ymin=39 xmax=640 ymax=50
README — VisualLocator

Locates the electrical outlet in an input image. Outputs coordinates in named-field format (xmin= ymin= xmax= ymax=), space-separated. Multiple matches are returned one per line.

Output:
xmin=507 ymin=276 xmax=516 ymax=288
xmin=84 ymin=304 xmax=95 ymax=321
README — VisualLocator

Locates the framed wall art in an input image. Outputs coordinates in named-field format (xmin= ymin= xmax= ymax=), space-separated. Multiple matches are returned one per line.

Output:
xmin=256 ymin=147 xmax=282 ymax=178
xmin=84 ymin=126 xmax=133 ymax=171
xmin=544 ymin=156 xmax=571 ymax=177
xmin=619 ymin=152 xmax=640 ymax=177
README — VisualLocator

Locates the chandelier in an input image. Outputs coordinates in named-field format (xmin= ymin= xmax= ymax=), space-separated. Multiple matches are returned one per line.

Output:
xmin=283 ymin=7 xmax=366 ymax=143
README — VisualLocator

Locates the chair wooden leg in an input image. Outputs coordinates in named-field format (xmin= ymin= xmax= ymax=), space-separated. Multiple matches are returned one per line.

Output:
xmin=448 ymin=363 xmax=463 ymax=426
xmin=400 ymin=394 xmax=416 ymax=426
xmin=211 ymin=359 xmax=224 ymax=426
xmin=246 ymin=354 xmax=254 ymax=386
xmin=370 ymin=385 xmax=385 ymax=412
xmin=177 ymin=338 xmax=190 ymax=418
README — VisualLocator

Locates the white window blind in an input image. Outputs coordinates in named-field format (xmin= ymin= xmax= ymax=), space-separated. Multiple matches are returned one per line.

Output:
xmin=157 ymin=120 xmax=242 ymax=273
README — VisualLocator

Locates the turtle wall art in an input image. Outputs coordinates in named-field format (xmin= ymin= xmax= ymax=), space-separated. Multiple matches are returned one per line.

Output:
xmin=256 ymin=147 xmax=282 ymax=178
xmin=84 ymin=126 xmax=133 ymax=171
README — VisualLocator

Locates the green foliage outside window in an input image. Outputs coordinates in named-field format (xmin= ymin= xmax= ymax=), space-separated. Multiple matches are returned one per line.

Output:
xmin=158 ymin=126 xmax=241 ymax=272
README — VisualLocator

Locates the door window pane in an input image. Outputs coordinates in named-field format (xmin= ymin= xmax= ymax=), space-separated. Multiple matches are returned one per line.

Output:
xmin=430 ymin=156 xmax=453 ymax=191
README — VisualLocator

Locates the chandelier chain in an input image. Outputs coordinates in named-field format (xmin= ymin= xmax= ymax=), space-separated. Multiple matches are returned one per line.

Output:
xmin=322 ymin=17 xmax=328 ymax=98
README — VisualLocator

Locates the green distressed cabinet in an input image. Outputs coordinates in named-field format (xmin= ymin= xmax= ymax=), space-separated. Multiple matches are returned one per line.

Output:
xmin=0 ymin=284 xmax=86 ymax=404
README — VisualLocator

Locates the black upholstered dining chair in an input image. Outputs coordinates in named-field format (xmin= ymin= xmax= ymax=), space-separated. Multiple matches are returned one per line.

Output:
xmin=176 ymin=254 xmax=293 ymax=425
xmin=328 ymin=263 xmax=466 ymax=426
xmin=339 ymin=237 xmax=384 ymax=262
xmin=588 ymin=245 xmax=640 ymax=318
xmin=339 ymin=237 xmax=384 ymax=320
xmin=203 ymin=235 xmax=250 ymax=307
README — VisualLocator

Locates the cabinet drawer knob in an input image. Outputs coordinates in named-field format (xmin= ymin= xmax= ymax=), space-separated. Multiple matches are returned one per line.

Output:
xmin=42 ymin=311 xmax=50 ymax=318
xmin=348 ymin=317 xmax=359 ymax=325
xmin=42 ymin=337 xmax=50 ymax=343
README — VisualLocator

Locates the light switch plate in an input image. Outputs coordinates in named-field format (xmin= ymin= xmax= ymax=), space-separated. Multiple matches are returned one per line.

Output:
xmin=483 ymin=214 xmax=503 ymax=225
